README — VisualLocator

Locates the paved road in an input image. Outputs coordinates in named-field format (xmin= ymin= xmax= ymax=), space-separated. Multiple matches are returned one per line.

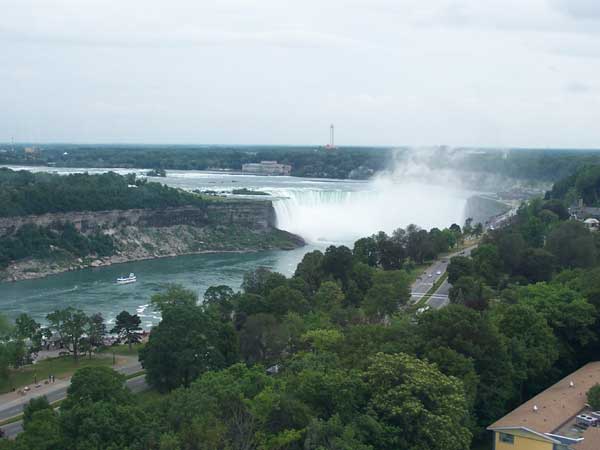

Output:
xmin=0 ymin=357 xmax=142 ymax=422
xmin=410 ymin=244 xmax=477 ymax=307
xmin=0 ymin=374 xmax=148 ymax=439
xmin=425 ymin=245 xmax=476 ymax=309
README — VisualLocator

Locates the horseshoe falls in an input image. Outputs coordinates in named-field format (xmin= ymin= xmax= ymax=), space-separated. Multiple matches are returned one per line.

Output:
xmin=271 ymin=177 xmax=470 ymax=244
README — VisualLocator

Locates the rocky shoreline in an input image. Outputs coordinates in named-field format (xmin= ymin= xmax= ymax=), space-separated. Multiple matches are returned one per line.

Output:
xmin=0 ymin=203 xmax=305 ymax=283
xmin=0 ymin=241 xmax=303 ymax=283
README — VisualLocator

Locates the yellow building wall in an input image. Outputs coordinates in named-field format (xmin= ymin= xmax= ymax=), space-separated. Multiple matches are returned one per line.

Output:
xmin=494 ymin=432 xmax=553 ymax=450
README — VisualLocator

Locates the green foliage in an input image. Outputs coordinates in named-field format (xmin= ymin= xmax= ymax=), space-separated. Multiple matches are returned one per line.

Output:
xmin=110 ymin=311 xmax=142 ymax=350
xmin=46 ymin=307 xmax=89 ymax=360
xmin=0 ymin=223 xmax=115 ymax=269
xmin=364 ymin=352 xmax=472 ymax=450
xmin=587 ymin=384 xmax=600 ymax=410
xmin=0 ymin=168 xmax=206 ymax=217
xmin=140 ymin=296 xmax=238 ymax=391
xmin=22 ymin=396 xmax=52 ymax=427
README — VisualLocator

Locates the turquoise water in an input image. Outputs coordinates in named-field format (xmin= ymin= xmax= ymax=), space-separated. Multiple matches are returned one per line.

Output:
xmin=0 ymin=246 xmax=318 ymax=329
xmin=0 ymin=165 xmax=473 ymax=326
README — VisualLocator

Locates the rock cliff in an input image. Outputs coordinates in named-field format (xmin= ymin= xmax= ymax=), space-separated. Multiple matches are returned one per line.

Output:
xmin=0 ymin=200 xmax=304 ymax=282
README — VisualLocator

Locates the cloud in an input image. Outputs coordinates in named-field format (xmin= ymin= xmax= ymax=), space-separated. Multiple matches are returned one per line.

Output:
xmin=0 ymin=26 xmax=360 ymax=49
xmin=550 ymin=0 xmax=600 ymax=20
xmin=565 ymin=81 xmax=592 ymax=94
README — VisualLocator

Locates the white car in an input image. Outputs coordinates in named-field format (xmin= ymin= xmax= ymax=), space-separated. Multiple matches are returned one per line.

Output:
xmin=436 ymin=270 xmax=442 ymax=275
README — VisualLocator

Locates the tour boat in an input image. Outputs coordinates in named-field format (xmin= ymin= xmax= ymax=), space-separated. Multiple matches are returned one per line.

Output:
xmin=116 ymin=273 xmax=137 ymax=284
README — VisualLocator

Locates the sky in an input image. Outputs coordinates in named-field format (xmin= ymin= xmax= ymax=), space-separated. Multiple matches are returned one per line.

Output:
xmin=0 ymin=0 xmax=599 ymax=147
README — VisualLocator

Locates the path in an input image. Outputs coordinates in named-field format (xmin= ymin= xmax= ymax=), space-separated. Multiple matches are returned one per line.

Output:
xmin=0 ymin=354 xmax=142 ymax=432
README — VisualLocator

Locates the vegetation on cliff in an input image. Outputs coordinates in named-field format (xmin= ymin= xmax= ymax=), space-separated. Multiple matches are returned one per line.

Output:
xmin=0 ymin=223 xmax=115 ymax=269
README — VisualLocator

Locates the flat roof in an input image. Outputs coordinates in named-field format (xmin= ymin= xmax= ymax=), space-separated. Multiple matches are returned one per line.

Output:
xmin=574 ymin=428 xmax=600 ymax=450
xmin=488 ymin=362 xmax=600 ymax=434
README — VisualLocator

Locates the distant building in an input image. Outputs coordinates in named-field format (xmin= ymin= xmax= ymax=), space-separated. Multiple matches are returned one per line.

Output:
xmin=242 ymin=161 xmax=291 ymax=176
xmin=487 ymin=361 xmax=600 ymax=450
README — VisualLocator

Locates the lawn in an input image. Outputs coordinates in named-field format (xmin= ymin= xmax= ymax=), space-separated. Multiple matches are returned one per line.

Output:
xmin=100 ymin=343 xmax=145 ymax=357
xmin=0 ymin=354 xmax=116 ymax=394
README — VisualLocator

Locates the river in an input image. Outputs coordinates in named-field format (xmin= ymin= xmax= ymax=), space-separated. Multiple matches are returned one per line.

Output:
xmin=0 ymin=166 xmax=472 ymax=327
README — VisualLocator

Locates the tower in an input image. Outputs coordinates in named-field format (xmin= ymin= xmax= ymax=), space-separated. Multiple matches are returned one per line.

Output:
xmin=330 ymin=124 xmax=334 ymax=147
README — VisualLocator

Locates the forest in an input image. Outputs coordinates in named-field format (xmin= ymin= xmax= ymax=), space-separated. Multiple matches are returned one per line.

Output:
xmin=0 ymin=169 xmax=207 ymax=217
xmin=3 ymin=144 xmax=600 ymax=182
xmin=2 ymin=174 xmax=600 ymax=449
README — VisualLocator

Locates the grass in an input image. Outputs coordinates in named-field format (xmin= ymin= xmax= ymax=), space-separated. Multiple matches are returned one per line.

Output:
xmin=99 ymin=343 xmax=145 ymax=357
xmin=0 ymin=355 xmax=117 ymax=394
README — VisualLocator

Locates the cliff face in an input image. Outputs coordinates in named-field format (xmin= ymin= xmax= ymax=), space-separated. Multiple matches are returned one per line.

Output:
xmin=0 ymin=200 xmax=304 ymax=282
xmin=0 ymin=200 xmax=276 ymax=237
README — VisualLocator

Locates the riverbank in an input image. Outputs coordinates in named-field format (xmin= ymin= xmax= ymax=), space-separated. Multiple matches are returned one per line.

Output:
xmin=0 ymin=230 xmax=305 ymax=283
xmin=0 ymin=202 xmax=305 ymax=283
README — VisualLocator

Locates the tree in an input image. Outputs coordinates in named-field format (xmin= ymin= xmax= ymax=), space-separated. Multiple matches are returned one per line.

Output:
xmin=62 ymin=366 xmax=132 ymax=408
xmin=46 ymin=307 xmax=88 ymax=360
xmin=151 ymin=284 xmax=197 ymax=312
xmin=239 ymin=313 xmax=289 ymax=364
xmin=322 ymin=245 xmax=354 ymax=285
xmin=111 ymin=311 xmax=142 ymax=350
xmin=203 ymin=285 xmax=235 ymax=320
xmin=417 ymin=306 xmax=514 ymax=427
xmin=313 ymin=281 xmax=345 ymax=311
xmin=22 ymin=396 xmax=52 ymax=427
xmin=364 ymin=353 xmax=472 ymax=450
xmin=363 ymin=284 xmax=397 ymax=321
xmin=14 ymin=313 xmax=41 ymax=343
xmin=353 ymin=237 xmax=379 ymax=267
xmin=587 ymin=384 xmax=600 ymax=410
xmin=493 ymin=303 xmax=559 ymax=399
xmin=449 ymin=276 xmax=492 ymax=311
xmin=471 ymin=244 xmax=503 ymax=286
xmin=513 ymin=283 xmax=598 ymax=366
xmin=518 ymin=248 xmax=556 ymax=282
xmin=447 ymin=256 xmax=473 ymax=284
xmin=546 ymin=221 xmax=596 ymax=269
xmin=84 ymin=313 xmax=106 ymax=358
xmin=265 ymin=285 xmax=309 ymax=317
xmin=140 ymin=301 xmax=238 ymax=391
xmin=14 ymin=409 xmax=61 ymax=450
xmin=242 ymin=267 xmax=274 ymax=295
xmin=294 ymin=250 xmax=325 ymax=294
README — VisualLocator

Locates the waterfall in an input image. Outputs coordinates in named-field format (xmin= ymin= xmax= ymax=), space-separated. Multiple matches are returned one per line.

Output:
xmin=270 ymin=178 xmax=469 ymax=245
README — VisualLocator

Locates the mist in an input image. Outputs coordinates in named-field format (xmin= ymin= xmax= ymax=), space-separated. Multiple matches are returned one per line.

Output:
xmin=272 ymin=150 xmax=472 ymax=244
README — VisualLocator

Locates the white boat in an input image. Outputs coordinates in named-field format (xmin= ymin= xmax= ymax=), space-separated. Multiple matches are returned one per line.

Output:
xmin=116 ymin=273 xmax=137 ymax=284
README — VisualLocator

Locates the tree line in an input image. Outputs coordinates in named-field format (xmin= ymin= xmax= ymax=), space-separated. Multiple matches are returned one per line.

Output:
xmin=0 ymin=169 xmax=207 ymax=217
xmin=0 ymin=309 xmax=142 ymax=384
xmin=4 ymin=145 xmax=600 ymax=182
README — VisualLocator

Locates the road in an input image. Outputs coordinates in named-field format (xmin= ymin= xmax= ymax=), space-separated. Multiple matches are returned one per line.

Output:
xmin=0 ymin=357 xmax=143 ymax=439
xmin=410 ymin=244 xmax=477 ymax=310
xmin=0 ymin=373 xmax=148 ymax=439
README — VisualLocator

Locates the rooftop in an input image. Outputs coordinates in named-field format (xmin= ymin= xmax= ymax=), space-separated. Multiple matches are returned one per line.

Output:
xmin=574 ymin=428 xmax=600 ymax=450
xmin=488 ymin=362 xmax=600 ymax=435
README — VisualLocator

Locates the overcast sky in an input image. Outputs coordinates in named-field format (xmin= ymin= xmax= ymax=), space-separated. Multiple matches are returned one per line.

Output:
xmin=1 ymin=0 xmax=599 ymax=147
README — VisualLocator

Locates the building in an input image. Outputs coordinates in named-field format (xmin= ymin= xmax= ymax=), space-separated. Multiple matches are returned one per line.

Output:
xmin=488 ymin=362 xmax=600 ymax=450
xmin=242 ymin=161 xmax=291 ymax=176
xmin=583 ymin=218 xmax=599 ymax=231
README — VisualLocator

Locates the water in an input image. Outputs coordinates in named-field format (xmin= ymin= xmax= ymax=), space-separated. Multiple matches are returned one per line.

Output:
xmin=0 ymin=246 xmax=317 ymax=329
xmin=0 ymin=165 xmax=473 ymax=325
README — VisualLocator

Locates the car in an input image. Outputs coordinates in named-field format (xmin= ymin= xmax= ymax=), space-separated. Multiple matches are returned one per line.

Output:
xmin=428 ymin=273 xmax=433 ymax=277
xmin=436 ymin=270 xmax=442 ymax=275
